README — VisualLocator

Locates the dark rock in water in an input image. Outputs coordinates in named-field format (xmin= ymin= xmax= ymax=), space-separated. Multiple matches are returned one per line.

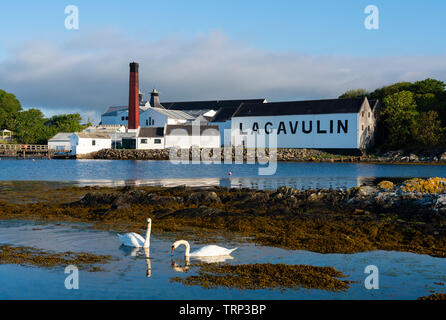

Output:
xmin=185 ymin=191 xmax=221 ymax=204
xmin=356 ymin=186 xmax=378 ymax=197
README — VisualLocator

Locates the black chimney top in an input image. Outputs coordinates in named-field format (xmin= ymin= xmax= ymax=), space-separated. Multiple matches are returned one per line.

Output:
xmin=130 ymin=62 xmax=139 ymax=73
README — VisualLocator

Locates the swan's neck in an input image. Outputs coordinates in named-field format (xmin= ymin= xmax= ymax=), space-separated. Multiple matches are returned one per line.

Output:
xmin=143 ymin=222 xmax=151 ymax=248
xmin=178 ymin=240 xmax=190 ymax=256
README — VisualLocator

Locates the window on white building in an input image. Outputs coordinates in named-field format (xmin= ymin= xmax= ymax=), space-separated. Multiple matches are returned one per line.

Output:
xmin=154 ymin=139 xmax=161 ymax=144
xmin=141 ymin=139 xmax=148 ymax=144
xmin=92 ymin=140 xmax=96 ymax=146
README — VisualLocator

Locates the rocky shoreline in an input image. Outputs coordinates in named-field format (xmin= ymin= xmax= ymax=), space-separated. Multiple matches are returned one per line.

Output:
xmin=79 ymin=147 xmax=446 ymax=164
xmin=1 ymin=178 xmax=445 ymax=257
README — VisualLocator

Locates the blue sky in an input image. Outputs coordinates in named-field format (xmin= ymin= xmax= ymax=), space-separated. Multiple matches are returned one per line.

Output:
xmin=0 ymin=1 xmax=445 ymax=122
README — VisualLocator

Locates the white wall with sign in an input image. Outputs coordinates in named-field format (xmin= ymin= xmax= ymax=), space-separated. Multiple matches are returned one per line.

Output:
xmin=231 ymin=113 xmax=359 ymax=149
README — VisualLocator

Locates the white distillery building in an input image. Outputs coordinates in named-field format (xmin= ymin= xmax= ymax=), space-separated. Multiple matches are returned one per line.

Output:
xmin=70 ymin=132 xmax=112 ymax=156
xmin=100 ymin=88 xmax=266 ymax=132
xmin=122 ymin=124 xmax=220 ymax=150
xmin=231 ymin=97 xmax=378 ymax=150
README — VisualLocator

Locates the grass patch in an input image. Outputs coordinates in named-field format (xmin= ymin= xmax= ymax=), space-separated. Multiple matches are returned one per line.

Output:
xmin=0 ymin=244 xmax=116 ymax=271
xmin=171 ymin=263 xmax=352 ymax=291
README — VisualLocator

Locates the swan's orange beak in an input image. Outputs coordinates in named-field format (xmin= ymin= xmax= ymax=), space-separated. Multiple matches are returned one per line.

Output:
xmin=171 ymin=245 xmax=175 ymax=254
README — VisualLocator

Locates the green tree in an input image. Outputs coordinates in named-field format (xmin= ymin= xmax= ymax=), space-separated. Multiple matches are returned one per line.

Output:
xmin=0 ymin=89 xmax=22 ymax=114
xmin=11 ymin=109 xmax=47 ymax=144
xmin=44 ymin=114 xmax=86 ymax=133
xmin=0 ymin=89 xmax=22 ymax=130
xmin=411 ymin=110 xmax=444 ymax=150
xmin=381 ymin=91 xmax=419 ymax=149
xmin=338 ymin=89 xmax=369 ymax=99
xmin=369 ymin=82 xmax=413 ymax=102
xmin=411 ymin=78 xmax=446 ymax=95
xmin=414 ymin=93 xmax=438 ymax=112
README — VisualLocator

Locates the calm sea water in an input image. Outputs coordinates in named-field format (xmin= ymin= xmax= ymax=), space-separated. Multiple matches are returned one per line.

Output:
xmin=1 ymin=160 xmax=445 ymax=299
xmin=0 ymin=220 xmax=444 ymax=300
xmin=0 ymin=159 xmax=445 ymax=190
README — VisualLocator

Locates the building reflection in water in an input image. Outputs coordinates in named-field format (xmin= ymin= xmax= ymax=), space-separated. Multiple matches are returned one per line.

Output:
xmin=74 ymin=176 xmax=381 ymax=190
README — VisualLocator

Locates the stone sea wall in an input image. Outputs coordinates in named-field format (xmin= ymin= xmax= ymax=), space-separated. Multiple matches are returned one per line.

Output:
xmin=79 ymin=147 xmax=446 ymax=163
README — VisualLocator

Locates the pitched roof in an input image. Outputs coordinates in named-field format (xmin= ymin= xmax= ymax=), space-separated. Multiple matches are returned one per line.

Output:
xmin=151 ymin=107 xmax=195 ymax=120
xmin=48 ymin=132 xmax=73 ymax=141
xmin=102 ymin=105 xmax=150 ymax=116
xmin=138 ymin=127 xmax=164 ymax=138
xmin=162 ymin=99 xmax=266 ymax=111
xmin=232 ymin=98 xmax=367 ymax=118
xmin=165 ymin=124 xmax=220 ymax=136
xmin=210 ymin=104 xmax=244 ymax=122
xmin=74 ymin=132 xmax=111 ymax=139
xmin=369 ymin=99 xmax=380 ymax=111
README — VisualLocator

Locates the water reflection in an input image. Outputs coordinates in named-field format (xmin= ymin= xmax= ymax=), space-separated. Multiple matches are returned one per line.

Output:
xmin=2 ymin=159 xmax=446 ymax=191
xmin=73 ymin=176 xmax=388 ymax=191
xmin=171 ymin=257 xmax=191 ymax=273
xmin=143 ymin=247 xmax=151 ymax=278
xmin=119 ymin=245 xmax=151 ymax=277
xmin=170 ymin=255 xmax=235 ymax=273
xmin=1 ymin=220 xmax=445 ymax=299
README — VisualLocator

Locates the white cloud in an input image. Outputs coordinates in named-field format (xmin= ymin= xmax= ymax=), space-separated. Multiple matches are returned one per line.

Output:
xmin=1 ymin=29 xmax=445 ymax=123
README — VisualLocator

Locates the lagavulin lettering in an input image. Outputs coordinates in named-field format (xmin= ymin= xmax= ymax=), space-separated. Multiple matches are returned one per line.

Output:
xmin=240 ymin=120 xmax=349 ymax=135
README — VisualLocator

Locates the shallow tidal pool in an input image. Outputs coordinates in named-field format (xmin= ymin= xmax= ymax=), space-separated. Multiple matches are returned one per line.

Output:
xmin=0 ymin=220 xmax=444 ymax=300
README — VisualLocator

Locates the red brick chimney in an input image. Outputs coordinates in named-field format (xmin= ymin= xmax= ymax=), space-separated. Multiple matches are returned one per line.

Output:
xmin=128 ymin=62 xmax=139 ymax=130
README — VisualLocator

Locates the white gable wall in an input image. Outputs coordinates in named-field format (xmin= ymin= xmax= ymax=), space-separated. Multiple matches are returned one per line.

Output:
xmin=357 ymin=100 xmax=375 ymax=149
xmin=101 ymin=110 xmax=129 ymax=126
xmin=48 ymin=139 xmax=71 ymax=151
xmin=140 ymin=108 xmax=169 ymax=127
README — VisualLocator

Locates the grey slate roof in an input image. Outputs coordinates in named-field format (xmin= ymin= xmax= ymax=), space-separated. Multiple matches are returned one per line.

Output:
xmin=48 ymin=132 xmax=73 ymax=142
xmin=210 ymin=104 xmax=244 ymax=122
xmin=75 ymin=132 xmax=111 ymax=139
xmin=165 ymin=124 xmax=220 ymax=136
xmin=232 ymin=98 xmax=367 ymax=118
xmin=138 ymin=127 xmax=164 ymax=138
xmin=162 ymin=99 xmax=266 ymax=111
xmin=152 ymin=107 xmax=195 ymax=121
xmin=102 ymin=105 xmax=150 ymax=117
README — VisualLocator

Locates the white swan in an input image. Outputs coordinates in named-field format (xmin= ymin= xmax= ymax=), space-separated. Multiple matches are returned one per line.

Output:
xmin=171 ymin=240 xmax=237 ymax=257
xmin=118 ymin=218 xmax=151 ymax=248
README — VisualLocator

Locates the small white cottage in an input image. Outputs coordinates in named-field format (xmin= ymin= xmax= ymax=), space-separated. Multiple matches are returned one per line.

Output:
xmin=70 ymin=132 xmax=111 ymax=156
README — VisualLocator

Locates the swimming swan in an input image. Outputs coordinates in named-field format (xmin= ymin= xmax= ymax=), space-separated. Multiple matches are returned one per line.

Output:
xmin=171 ymin=240 xmax=237 ymax=257
xmin=118 ymin=218 xmax=151 ymax=248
